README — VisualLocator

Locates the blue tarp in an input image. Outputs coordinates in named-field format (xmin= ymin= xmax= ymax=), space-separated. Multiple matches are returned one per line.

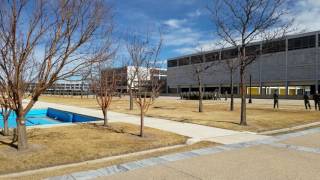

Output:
xmin=0 ymin=108 xmax=98 ymax=128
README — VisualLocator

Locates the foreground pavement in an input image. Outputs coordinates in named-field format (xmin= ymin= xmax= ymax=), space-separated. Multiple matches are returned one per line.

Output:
xmin=33 ymin=101 xmax=268 ymax=144
xmin=49 ymin=127 xmax=320 ymax=180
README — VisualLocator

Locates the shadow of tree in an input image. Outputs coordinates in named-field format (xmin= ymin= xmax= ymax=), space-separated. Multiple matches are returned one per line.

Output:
xmin=215 ymin=120 xmax=240 ymax=125
xmin=83 ymin=123 xmax=143 ymax=137
xmin=0 ymin=139 xmax=17 ymax=149
xmin=153 ymin=106 xmax=176 ymax=110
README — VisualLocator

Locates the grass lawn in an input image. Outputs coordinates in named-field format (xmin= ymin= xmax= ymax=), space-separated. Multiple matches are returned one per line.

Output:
xmin=0 ymin=123 xmax=187 ymax=174
xmin=5 ymin=141 xmax=216 ymax=180
xmin=39 ymin=95 xmax=320 ymax=133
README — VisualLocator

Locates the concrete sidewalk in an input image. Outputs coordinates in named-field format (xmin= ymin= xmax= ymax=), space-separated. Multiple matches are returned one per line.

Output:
xmin=102 ymin=144 xmax=320 ymax=180
xmin=48 ymin=127 xmax=320 ymax=180
xmin=33 ymin=101 xmax=268 ymax=144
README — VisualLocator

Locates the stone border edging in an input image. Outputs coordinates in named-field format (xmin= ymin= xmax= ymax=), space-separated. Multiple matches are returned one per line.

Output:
xmin=259 ymin=121 xmax=320 ymax=135
xmin=0 ymin=144 xmax=187 ymax=178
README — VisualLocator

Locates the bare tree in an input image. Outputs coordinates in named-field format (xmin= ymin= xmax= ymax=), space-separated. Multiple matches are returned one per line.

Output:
xmin=208 ymin=0 xmax=292 ymax=125
xmin=91 ymin=62 xmax=118 ymax=127
xmin=126 ymin=31 xmax=163 ymax=137
xmin=0 ymin=0 xmax=113 ymax=150
xmin=125 ymin=37 xmax=140 ymax=111
xmin=0 ymin=84 xmax=11 ymax=136
xmin=127 ymin=67 xmax=136 ymax=111
xmin=224 ymin=50 xmax=238 ymax=111
xmin=191 ymin=47 xmax=220 ymax=112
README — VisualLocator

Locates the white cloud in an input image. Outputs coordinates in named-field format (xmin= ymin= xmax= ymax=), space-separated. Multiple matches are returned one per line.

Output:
xmin=173 ymin=47 xmax=196 ymax=54
xmin=161 ymin=6 xmax=219 ymax=57
xmin=187 ymin=9 xmax=202 ymax=18
xmin=289 ymin=0 xmax=320 ymax=32
xmin=168 ymin=0 xmax=320 ymax=57
xmin=195 ymin=40 xmax=219 ymax=51
xmin=162 ymin=18 xmax=217 ymax=56
xmin=172 ymin=39 xmax=220 ymax=55
xmin=163 ymin=27 xmax=202 ymax=46
xmin=163 ymin=19 xmax=187 ymax=29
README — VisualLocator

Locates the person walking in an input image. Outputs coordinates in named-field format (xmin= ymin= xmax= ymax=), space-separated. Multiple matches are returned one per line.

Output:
xmin=273 ymin=91 xmax=279 ymax=109
xmin=303 ymin=92 xmax=311 ymax=110
xmin=314 ymin=91 xmax=320 ymax=111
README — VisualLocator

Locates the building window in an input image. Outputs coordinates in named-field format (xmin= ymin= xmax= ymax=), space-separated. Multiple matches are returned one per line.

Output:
xmin=288 ymin=35 xmax=315 ymax=51
xmin=178 ymin=57 xmax=190 ymax=66
xmin=205 ymin=52 xmax=219 ymax=62
xmin=191 ymin=55 xmax=203 ymax=64
xmin=158 ymin=70 xmax=166 ymax=75
xmin=246 ymin=45 xmax=260 ymax=56
xmin=167 ymin=59 xmax=177 ymax=67
xmin=262 ymin=39 xmax=286 ymax=54
xmin=221 ymin=48 xmax=238 ymax=60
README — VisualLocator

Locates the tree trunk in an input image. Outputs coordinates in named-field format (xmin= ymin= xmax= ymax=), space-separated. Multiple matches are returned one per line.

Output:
xmin=16 ymin=116 xmax=28 ymax=150
xmin=230 ymin=71 xmax=234 ymax=111
xmin=129 ymin=90 xmax=133 ymax=110
xmin=199 ymin=84 xmax=203 ymax=112
xmin=3 ymin=114 xmax=9 ymax=136
xmin=140 ymin=108 xmax=144 ymax=137
xmin=240 ymin=68 xmax=247 ymax=126
xmin=103 ymin=108 xmax=108 ymax=126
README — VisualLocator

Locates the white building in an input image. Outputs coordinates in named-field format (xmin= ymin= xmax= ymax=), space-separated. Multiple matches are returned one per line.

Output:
xmin=103 ymin=66 xmax=167 ymax=93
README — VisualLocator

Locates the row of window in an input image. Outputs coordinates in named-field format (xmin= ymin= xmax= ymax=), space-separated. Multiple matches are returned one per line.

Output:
xmin=168 ymin=34 xmax=319 ymax=68
xmin=288 ymin=35 xmax=315 ymax=50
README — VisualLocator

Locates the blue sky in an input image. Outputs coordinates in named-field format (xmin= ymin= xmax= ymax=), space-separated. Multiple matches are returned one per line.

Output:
xmin=111 ymin=0 xmax=320 ymax=62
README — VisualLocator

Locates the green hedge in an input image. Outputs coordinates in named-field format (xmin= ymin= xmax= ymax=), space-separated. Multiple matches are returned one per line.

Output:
xmin=180 ymin=92 xmax=221 ymax=100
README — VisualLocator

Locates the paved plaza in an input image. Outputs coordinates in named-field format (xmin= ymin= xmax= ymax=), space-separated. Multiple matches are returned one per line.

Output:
xmin=47 ymin=127 xmax=320 ymax=180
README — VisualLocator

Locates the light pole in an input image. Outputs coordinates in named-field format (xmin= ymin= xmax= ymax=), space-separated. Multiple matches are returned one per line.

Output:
xmin=249 ymin=74 xmax=252 ymax=103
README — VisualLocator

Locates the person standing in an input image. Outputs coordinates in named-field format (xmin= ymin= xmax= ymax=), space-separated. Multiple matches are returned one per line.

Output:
xmin=318 ymin=92 xmax=320 ymax=111
xmin=273 ymin=91 xmax=279 ymax=109
xmin=213 ymin=90 xmax=217 ymax=101
xmin=314 ymin=91 xmax=320 ymax=111
xmin=303 ymin=92 xmax=311 ymax=110
xmin=224 ymin=91 xmax=228 ymax=101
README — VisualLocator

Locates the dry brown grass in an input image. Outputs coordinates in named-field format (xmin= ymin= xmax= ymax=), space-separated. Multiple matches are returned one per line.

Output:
xmin=3 ymin=141 xmax=216 ymax=180
xmin=39 ymin=95 xmax=320 ymax=133
xmin=0 ymin=122 xmax=187 ymax=174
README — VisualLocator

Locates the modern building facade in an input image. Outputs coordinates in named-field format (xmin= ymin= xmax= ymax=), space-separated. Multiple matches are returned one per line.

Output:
xmin=103 ymin=66 xmax=167 ymax=93
xmin=167 ymin=31 xmax=320 ymax=97
xmin=29 ymin=81 xmax=91 ymax=96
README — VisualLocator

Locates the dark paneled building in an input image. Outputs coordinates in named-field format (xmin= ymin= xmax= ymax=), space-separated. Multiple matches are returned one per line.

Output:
xmin=167 ymin=31 xmax=320 ymax=97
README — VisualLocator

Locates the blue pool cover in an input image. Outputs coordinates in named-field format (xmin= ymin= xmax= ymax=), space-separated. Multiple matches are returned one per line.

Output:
xmin=0 ymin=108 xmax=98 ymax=128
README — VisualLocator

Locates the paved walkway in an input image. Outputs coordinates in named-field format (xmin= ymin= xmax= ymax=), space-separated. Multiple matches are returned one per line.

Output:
xmin=48 ymin=127 xmax=320 ymax=180
xmin=33 ymin=101 xmax=268 ymax=144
